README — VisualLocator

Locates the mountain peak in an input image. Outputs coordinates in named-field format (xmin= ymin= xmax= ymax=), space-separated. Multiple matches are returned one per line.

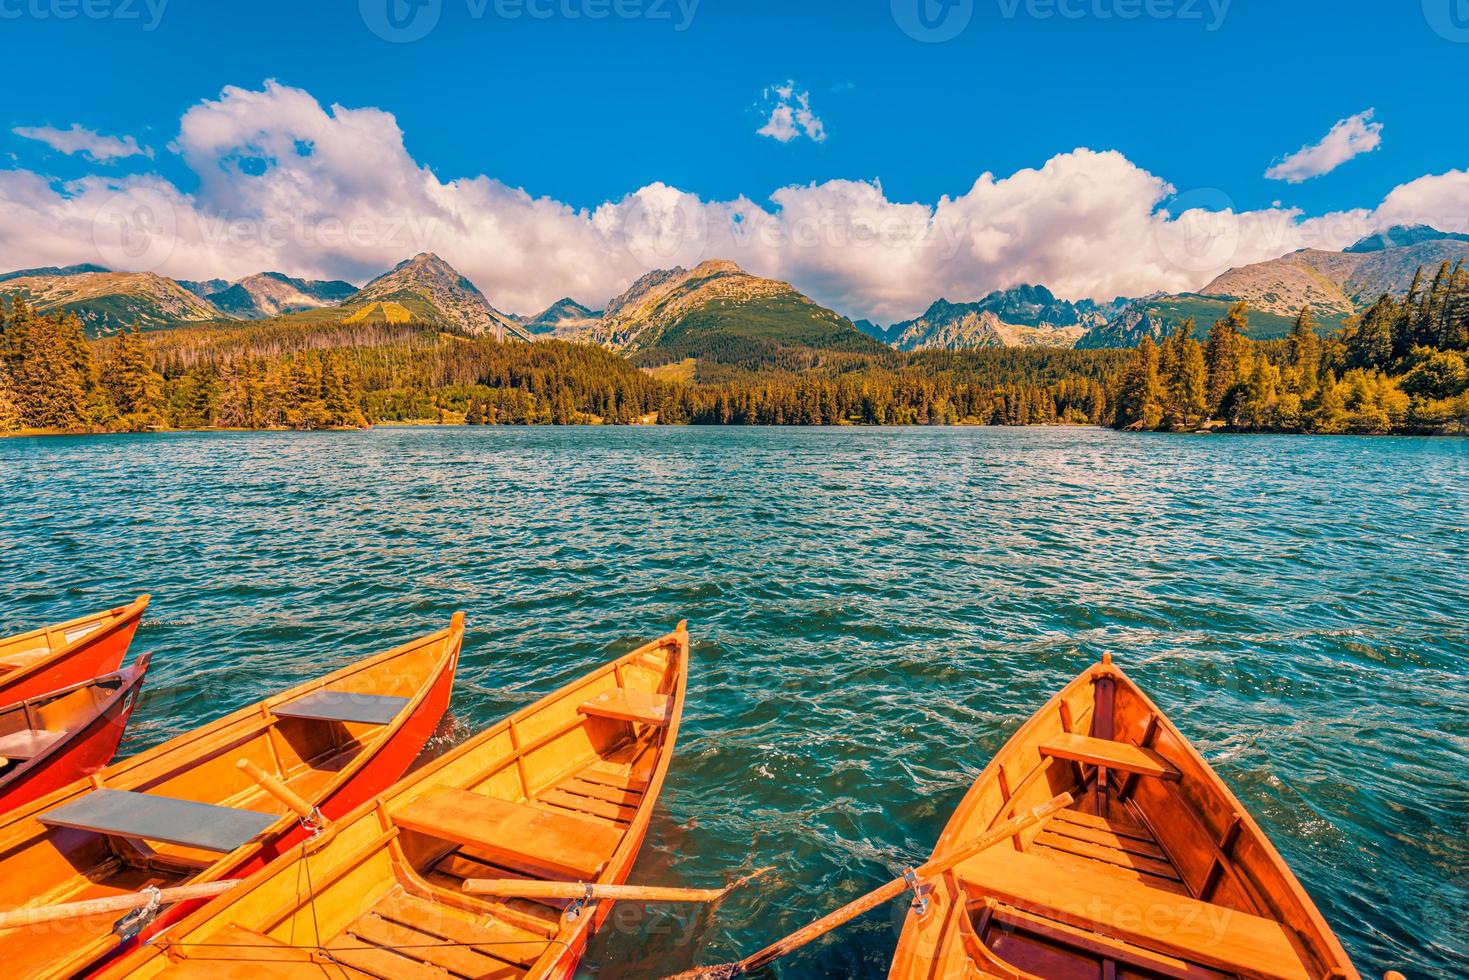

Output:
xmin=353 ymin=253 xmax=530 ymax=340
xmin=1344 ymin=225 xmax=1469 ymax=253
xmin=689 ymin=258 xmax=744 ymax=277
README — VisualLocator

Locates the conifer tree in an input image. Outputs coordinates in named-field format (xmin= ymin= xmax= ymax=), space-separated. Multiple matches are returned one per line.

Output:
xmin=1204 ymin=303 xmax=1249 ymax=412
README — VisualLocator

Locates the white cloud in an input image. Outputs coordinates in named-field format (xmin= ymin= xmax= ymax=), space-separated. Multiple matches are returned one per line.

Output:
xmin=757 ymin=82 xmax=826 ymax=144
xmin=1265 ymin=109 xmax=1383 ymax=183
xmin=0 ymin=82 xmax=1464 ymax=324
xmin=13 ymin=123 xmax=152 ymax=162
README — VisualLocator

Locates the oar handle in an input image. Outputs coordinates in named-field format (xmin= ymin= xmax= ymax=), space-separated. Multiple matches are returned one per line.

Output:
xmin=463 ymin=880 xmax=729 ymax=903
xmin=236 ymin=758 xmax=323 ymax=825
xmin=0 ymin=880 xmax=238 ymax=929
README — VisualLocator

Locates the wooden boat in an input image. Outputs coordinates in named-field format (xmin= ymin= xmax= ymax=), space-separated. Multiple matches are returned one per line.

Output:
xmin=0 ymin=596 xmax=150 ymax=710
xmin=0 ymin=656 xmax=151 ymax=815
xmin=0 ymin=613 xmax=463 ymax=980
xmin=890 ymin=654 xmax=1359 ymax=980
xmin=105 ymin=621 xmax=688 ymax=980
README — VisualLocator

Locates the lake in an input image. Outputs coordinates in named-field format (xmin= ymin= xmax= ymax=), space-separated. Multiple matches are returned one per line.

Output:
xmin=1 ymin=425 xmax=1465 ymax=976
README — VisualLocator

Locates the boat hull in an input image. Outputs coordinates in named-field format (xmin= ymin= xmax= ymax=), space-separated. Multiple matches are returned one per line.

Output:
xmin=0 ymin=659 xmax=150 ymax=814
xmin=0 ymin=614 xmax=463 ymax=980
xmin=0 ymin=597 xmax=149 ymax=710
xmin=889 ymin=658 xmax=1359 ymax=980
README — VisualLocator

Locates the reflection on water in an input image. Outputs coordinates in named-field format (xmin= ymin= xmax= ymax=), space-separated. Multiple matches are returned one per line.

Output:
xmin=1 ymin=426 xmax=1465 ymax=976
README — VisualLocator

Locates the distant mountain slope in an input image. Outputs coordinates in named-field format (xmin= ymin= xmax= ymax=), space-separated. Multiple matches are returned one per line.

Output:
xmin=1345 ymin=224 xmax=1469 ymax=253
xmin=347 ymin=253 xmax=532 ymax=340
xmin=0 ymin=263 xmax=110 ymax=285
xmin=581 ymin=259 xmax=885 ymax=367
xmin=0 ymin=270 xmax=222 ymax=335
xmin=1076 ymin=293 xmax=1341 ymax=349
xmin=1201 ymin=239 xmax=1469 ymax=318
xmin=519 ymin=297 xmax=602 ymax=337
xmin=201 ymin=272 xmax=356 ymax=319
xmin=887 ymin=286 xmax=1118 ymax=351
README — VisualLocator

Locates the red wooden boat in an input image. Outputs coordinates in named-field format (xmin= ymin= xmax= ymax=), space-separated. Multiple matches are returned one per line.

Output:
xmin=0 ymin=656 xmax=151 ymax=815
xmin=0 ymin=613 xmax=463 ymax=980
xmin=0 ymin=596 xmax=150 ymax=710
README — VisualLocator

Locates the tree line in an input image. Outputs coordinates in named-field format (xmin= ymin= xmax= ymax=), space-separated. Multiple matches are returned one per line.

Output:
xmin=1113 ymin=259 xmax=1469 ymax=434
xmin=4 ymin=260 xmax=1465 ymax=436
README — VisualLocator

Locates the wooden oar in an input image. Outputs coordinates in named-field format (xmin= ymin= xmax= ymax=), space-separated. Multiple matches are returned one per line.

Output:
xmin=670 ymin=792 xmax=1073 ymax=979
xmin=237 ymin=758 xmax=329 ymax=828
xmin=464 ymin=867 xmax=773 ymax=903
xmin=0 ymin=881 xmax=239 ymax=930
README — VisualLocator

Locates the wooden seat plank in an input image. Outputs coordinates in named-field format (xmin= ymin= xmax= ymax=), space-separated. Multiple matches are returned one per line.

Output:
xmin=578 ymin=689 xmax=672 ymax=726
xmin=377 ymin=891 xmax=549 ymax=960
xmin=273 ymin=690 xmax=409 ymax=726
xmin=1041 ymin=732 xmax=1181 ymax=780
xmin=956 ymin=847 xmax=1310 ymax=980
xmin=324 ymin=935 xmax=448 ymax=980
xmin=347 ymin=912 xmax=524 ymax=978
xmin=561 ymin=776 xmax=643 ymax=807
xmin=1034 ymin=843 xmax=1193 ymax=897
xmin=538 ymin=788 xmax=637 ymax=824
xmin=39 ymin=789 xmax=276 ymax=853
xmin=0 ymin=728 xmax=66 ymax=760
xmin=396 ymin=788 xmax=620 ymax=880
xmin=988 ymin=905 xmax=1234 ymax=980
xmin=1052 ymin=806 xmax=1153 ymax=841
xmin=1044 ymin=815 xmax=1170 ymax=859
xmin=1034 ymin=830 xmax=1182 ymax=880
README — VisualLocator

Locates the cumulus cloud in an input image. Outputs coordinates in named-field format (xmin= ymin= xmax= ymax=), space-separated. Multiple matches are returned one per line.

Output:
xmin=1265 ymin=110 xmax=1383 ymax=183
xmin=757 ymin=82 xmax=826 ymax=143
xmin=0 ymin=82 xmax=1464 ymax=324
xmin=13 ymin=123 xmax=152 ymax=162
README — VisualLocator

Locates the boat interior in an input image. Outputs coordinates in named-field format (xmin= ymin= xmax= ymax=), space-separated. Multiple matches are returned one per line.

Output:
xmin=0 ymin=669 xmax=134 ymax=774
xmin=925 ymin=660 xmax=1347 ymax=980
xmin=0 ymin=630 xmax=452 ymax=978
xmin=130 ymin=631 xmax=685 ymax=980
xmin=0 ymin=610 xmax=112 ymax=678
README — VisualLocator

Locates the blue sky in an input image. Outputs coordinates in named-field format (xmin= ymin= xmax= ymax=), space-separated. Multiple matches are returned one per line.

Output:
xmin=3 ymin=0 xmax=1467 ymax=320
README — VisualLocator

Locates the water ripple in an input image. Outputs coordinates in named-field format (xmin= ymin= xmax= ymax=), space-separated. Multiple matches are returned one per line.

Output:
xmin=1 ymin=426 xmax=1465 ymax=977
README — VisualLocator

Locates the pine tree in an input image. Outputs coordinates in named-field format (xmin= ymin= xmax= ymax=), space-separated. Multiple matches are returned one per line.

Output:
xmin=1115 ymin=335 xmax=1164 ymax=430
xmin=103 ymin=327 xmax=166 ymax=430
xmin=1205 ymin=303 xmax=1249 ymax=413
xmin=1346 ymin=295 xmax=1396 ymax=371
xmin=1286 ymin=305 xmax=1322 ymax=390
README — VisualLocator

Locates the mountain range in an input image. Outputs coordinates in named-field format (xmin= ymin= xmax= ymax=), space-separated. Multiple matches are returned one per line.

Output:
xmin=3 ymin=226 xmax=1465 ymax=359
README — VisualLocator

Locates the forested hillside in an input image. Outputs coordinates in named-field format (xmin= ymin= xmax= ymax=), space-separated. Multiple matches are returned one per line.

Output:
xmin=1113 ymin=260 xmax=1469 ymax=434
xmin=3 ymin=256 xmax=1465 ymax=436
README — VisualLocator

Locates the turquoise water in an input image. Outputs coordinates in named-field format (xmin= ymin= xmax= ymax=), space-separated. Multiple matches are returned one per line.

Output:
xmin=1 ymin=426 xmax=1465 ymax=977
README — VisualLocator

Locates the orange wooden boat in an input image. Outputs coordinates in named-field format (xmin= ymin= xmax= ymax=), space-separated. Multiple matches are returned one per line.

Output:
xmin=105 ymin=621 xmax=688 ymax=980
xmin=0 ymin=614 xmax=463 ymax=980
xmin=0 ymin=596 xmax=150 ymax=710
xmin=890 ymin=654 xmax=1359 ymax=980
xmin=0 ymin=656 xmax=151 ymax=815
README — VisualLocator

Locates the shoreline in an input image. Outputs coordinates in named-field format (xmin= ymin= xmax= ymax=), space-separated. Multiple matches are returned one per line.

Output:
xmin=4 ymin=421 xmax=1463 ymax=440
